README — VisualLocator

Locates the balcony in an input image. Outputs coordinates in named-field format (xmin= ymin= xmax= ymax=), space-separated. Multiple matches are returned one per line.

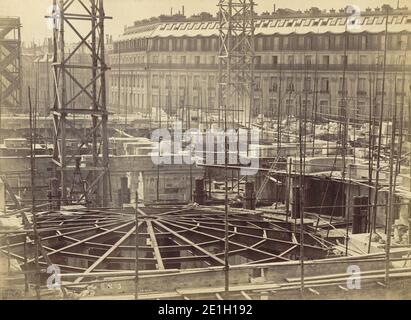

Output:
xmin=254 ymin=63 xmax=411 ymax=73
xmin=109 ymin=62 xmax=411 ymax=73
xmin=357 ymin=90 xmax=367 ymax=96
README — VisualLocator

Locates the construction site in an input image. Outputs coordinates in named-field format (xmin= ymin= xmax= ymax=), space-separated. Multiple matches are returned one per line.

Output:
xmin=0 ymin=0 xmax=411 ymax=300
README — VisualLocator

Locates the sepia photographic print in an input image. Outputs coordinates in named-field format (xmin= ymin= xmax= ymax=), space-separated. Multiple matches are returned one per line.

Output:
xmin=0 ymin=0 xmax=410 ymax=305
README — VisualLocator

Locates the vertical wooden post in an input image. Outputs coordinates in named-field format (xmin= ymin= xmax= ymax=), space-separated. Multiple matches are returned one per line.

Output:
xmin=134 ymin=191 xmax=139 ymax=300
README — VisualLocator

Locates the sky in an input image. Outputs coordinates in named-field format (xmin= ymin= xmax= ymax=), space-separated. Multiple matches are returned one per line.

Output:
xmin=0 ymin=0 xmax=405 ymax=45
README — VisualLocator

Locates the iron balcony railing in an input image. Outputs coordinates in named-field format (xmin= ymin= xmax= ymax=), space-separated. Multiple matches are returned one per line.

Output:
xmin=112 ymin=62 xmax=411 ymax=73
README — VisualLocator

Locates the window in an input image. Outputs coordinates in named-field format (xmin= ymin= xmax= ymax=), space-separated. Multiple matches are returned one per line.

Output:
xmin=317 ymin=35 xmax=329 ymax=50
xmin=152 ymin=95 xmax=159 ymax=108
xmin=152 ymin=75 xmax=159 ymax=88
xmin=166 ymin=75 xmax=172 ymax=89
xmin=376 ymin=79 xmax=384 ymax=94
xmin=335 ymin=35 xmax=341 ymax=49
xmin=322 ymin=55 xmax=330 ymax=65
xmin=360 ymin=35 xmax=367 ymax=49
xmin=194 ymin=75 xmax=200 ymax=88
xmin=254 ymin=77 xmax=261 ymax=90
xmin=166 ymin=56 xmax=172 ymax=64
xmin=283 ymin=37 xmax=290 ymax=49
xmin=305 ymin=55 xmax=312 ymax=65
xmin=302 ymin=99 xmax=311 ymax=108
xmin=286 ymin=77 xmax=294 ymax=92
xmin=253 ymin=98 xmax=261 ymax=116
xmin=195 ymin=56 xmax=200 ymax=65
xmin=270 ymin=77 xmax=278 ymax=92
xmin=208 ymin=90 xmax=216 ymax=109
xmin=180 ymin=56 xmax=186 ymax=65
xmin=272 ymin=56 xmax=278 ymax=65
xmin=193 ymin=96 xmax=199 ymax=108
xmin=338 ymin=77 xmax=347 ymax=93
xmin=357 ymin=78 xmax=367 ymax=95
xmin=209 ymin=56 xmax=216 ymax=65
xmin=356 ymin=101 xmax=365 ymax=117
xmin=359 ymin=55 xmax=368 ymax=65
xmin=179 ymin=75 xmax=187 ymax=88
xmin=208 ymin=75 xmax=215 ymax=88
xmin=256 ymin=38 xmax=263 ymax=51
xmin=179 ymin=94 xmax=185 ymax=107
xmin=287 ymin=55 xmax=294 ymax=65
xmin=166 ymin=94 xmax=172 ymax=109
xmin=320 ymin=78 xmax=329 ymax=93
xmin=305 ymin=37 xmax=312 ymax=50
xmin=396 ymin=78 xmax=404 ymax=92
xmin=273 ymin=37 xmax=279 ymax=50
xmin=320 ymin=100 xmax=329 ymax=114
xmin=285 ymin=99 xmax=294 ymax=111
xmin=297 ymin=36 xmax=304 ymax=49
xmin=269 ymin=99 xmax=277 ymax=116
xmin=341 ymin=55 xmax=348 ymax=65
xmin=303 ymin=77 xmax=311 ymax=92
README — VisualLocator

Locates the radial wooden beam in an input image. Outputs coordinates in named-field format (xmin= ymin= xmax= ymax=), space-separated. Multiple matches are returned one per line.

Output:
xmin=154 ymin=220 xmax=225 ymax=266
xmin=73 ymin=221 xmax=143 ymax=283
xmin=162 ymin=219 xmax=290 ymax=261
xmin=27 ymin=221 xmax=134 ymax=263
xmin=137 ymin=208 xmax=166 ymax=270
xmin=146 ymin=221 xmax=165 ymax=270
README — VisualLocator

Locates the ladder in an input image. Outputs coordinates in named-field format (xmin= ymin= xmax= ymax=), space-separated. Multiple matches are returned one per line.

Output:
xmin=255 ymin=155 xmax=283 ymax=203
xmin=0 ymin=175 xmax=21 ymax=209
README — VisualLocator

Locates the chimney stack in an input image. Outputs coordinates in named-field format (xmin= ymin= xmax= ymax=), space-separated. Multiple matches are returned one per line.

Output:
xmin=182 ymin=5 xmax=185 ymax=16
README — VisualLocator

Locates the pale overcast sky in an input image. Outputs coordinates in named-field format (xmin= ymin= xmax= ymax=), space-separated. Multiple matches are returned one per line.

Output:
xmin=0 ymin=0 xmax=405 ymax=44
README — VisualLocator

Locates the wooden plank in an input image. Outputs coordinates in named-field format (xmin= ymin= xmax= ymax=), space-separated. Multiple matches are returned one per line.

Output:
xmin=154 ymin=220 xmax=225 ymax=266
xmin=286 ymin=267 xmax=411 ymax=283
xmin=241 ymin=290 xmax=252 ymax=300
xmin=146 ymin=220 xmax=165 ymax=270
xmin=73 ymin=223 xmax=140 ymax=283
xmin=176 ymin=282 xmax=280 ymax=295
xmin=308 ymin=287 xmax=320 ymax=295
xmin=0 ymin=175 xmax=21 ymax=209
xmin=163 ymin=219 xmax=289 ymax=262
xmin=28 ymin=221 xmax=134 ymax=263
xmin=282 ymin=271 xmax=411 ymax=287
xmin=81 ymin=291 xmax=182 ymax=300
xmin=278 ymin=245 xmax=298 ymax=258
